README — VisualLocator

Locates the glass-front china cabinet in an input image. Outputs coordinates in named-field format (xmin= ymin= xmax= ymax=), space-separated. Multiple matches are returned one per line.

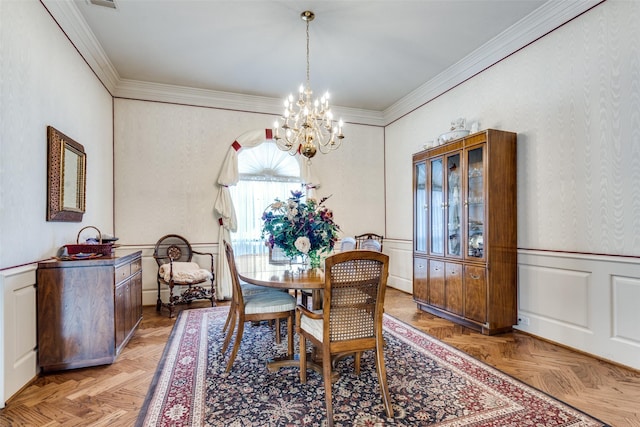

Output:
xmin=412 ymin=129 xmax=517 ymax=335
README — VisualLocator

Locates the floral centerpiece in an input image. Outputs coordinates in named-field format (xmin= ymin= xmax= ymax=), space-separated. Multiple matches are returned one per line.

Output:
xmin=261 ymin=190 xmax=340 ymax=268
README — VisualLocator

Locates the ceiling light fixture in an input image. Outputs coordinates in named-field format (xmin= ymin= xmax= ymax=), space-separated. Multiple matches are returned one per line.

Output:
xmin=273 ymin=10 xmax=344 ymax=160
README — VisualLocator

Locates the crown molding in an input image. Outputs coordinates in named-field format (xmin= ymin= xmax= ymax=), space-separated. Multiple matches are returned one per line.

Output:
xmin=113 ymin=79 xmax=385 ymax=126
xmin=382 ymin=0 xmax=605 ymax=124
xmin=42 ymin=0 xmax=120 ymax=92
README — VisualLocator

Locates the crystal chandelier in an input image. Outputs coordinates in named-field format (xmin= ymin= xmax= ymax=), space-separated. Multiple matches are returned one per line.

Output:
xmin=273 ymin=10 xmax=344 ymax=160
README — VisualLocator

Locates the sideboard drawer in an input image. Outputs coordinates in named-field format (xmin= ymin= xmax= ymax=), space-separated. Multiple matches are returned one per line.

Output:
xmin=130 ymin=258 xmax=142 ymax=275
xmin=115 ymin=264 xmax=130 ymax=282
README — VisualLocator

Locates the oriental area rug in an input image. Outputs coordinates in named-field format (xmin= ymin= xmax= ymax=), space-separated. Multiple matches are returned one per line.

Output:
xmin=136 ymin=306 xmax=608 ymax=427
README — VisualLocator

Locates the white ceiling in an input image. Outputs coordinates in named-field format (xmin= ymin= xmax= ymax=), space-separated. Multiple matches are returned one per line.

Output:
xmin=45 ymin=0 xmax=599 ymax=123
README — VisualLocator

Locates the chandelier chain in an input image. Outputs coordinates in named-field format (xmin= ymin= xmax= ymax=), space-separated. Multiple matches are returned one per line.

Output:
xmin=306 ymin=17 xmax=310 ymax=88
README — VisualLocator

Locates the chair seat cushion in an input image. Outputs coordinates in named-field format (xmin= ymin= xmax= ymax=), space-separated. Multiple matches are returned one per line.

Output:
xmin=159 ymin=262 xmax=213 ymax=283
xmin=240 ymin=282 xmax=271 ymax=296
xmin=300 ymin=307 xmax=374 ymax=341
xmin=244 ymin=290 xmax=296 ymax=314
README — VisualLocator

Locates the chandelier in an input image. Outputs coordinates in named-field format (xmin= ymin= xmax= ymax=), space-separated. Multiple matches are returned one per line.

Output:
xmin=273 ymin=10 xmax=344 ymax=160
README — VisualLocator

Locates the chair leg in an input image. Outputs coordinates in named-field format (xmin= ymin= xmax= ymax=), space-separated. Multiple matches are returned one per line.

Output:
xmin=354 ymin=351 xmax=362 ymax=375
xmin=222 ymin=300 xmax=236 ymax=333
xmin=225 ymin=319 xmax=245 ymax=372
xmin=299 ymin=334 xmax=307 ymax=383
xmin=156 ymin=280 xmax=162 ymax=311
xmin=375 ymin=336 xmax=394 ymax=418
xmin=167 ymin=284 xmax=176 ymax=318
xmin=275 ymin=318 xmax=281 ymax=344
xmin=287 ymin=314 xmax=293 ymax=357
xmin=323 ymin=348 xmax=334 ymax=427
xmin=209 ymin=282 xmax=215 ymax=307
xmin=222 ymin=310 xmax=237 ymax=354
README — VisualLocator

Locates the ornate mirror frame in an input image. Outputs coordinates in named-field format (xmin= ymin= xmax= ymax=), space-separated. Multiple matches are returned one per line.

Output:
xmin=47 ymin=126 xmax=86 ymax=221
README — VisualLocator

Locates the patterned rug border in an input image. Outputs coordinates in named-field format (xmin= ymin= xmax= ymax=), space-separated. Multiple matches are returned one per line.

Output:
xmin=136 ymin=306 xmax=610 ymax=427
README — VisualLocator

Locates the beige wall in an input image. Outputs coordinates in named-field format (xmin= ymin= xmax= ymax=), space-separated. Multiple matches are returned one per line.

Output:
xmin=0 ymin=0 xmax=113 ymax=268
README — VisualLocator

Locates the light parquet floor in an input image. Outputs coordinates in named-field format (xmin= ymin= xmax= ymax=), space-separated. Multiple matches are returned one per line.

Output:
xmin=1 ymin=288 xmax=639 ymax=426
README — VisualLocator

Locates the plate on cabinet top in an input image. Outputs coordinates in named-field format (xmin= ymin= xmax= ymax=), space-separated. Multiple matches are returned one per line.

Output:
xmin=58 ymin=253 xmax=103 ymax=261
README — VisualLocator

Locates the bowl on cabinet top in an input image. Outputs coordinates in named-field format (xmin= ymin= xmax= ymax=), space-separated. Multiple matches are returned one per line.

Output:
xmin=439 ymin=129 xmax=470 ymax=142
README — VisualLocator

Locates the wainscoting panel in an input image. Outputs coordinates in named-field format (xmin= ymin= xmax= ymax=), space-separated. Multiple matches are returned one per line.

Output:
xmin=517 ymin=250 xmax=640 ymax=370
xmin=518 ymin=264 xmax=591 ymax=329
xmin=1 ymin=265 xmax=38 ymax=407
xmin=384 ymin=238 xmax=413 ymax=294
xmin=612 ymin=275 xmax=640 ymax=345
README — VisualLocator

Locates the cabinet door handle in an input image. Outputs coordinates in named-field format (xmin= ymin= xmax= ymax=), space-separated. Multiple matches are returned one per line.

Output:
xmin=417 ymin=264 xmax=425 ymax=269
xmin=470 ymin=274 xmax=481 ymax=280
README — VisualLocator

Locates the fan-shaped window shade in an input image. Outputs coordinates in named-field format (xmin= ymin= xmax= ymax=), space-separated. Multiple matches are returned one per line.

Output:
xmin=238 ymin=141 xmax=300 ymax=182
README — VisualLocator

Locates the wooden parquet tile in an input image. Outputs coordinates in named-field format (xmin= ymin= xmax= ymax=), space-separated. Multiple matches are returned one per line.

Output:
xmin=1 ymin=289 xmax=639 ymax=426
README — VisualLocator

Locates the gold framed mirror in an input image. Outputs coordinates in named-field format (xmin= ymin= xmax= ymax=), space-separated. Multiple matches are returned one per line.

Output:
xmin=47 ymin=126 xmax=86 ymax=221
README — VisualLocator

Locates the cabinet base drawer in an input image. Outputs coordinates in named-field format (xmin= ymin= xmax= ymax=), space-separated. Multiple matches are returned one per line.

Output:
xmin=416 ymin=302 xmax=512 ymax=335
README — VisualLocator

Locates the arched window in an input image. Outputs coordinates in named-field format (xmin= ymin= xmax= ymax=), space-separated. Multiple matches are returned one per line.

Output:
xmin=229 ymin=140 xmax=302 ymax=255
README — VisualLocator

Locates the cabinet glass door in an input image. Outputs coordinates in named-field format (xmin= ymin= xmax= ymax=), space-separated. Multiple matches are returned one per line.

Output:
xmin=430 ymin=158 xmax=444 ymax=255
xmin=446 ymin=154 xmax=462 ymax=257
xmin=466 ymin=146 xmax=485 ymax=260
xmin=414 ymin=161 xmax=427 ymax=253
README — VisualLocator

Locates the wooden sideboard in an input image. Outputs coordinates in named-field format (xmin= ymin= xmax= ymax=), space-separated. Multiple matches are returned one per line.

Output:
xmin=36 ymin=251 xmax=142 ymax=372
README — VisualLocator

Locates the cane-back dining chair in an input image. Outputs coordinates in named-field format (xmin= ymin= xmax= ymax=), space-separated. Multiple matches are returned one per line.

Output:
xmin=296 ymin=250 xmax=393 ymax=426
xmin=222 ymin=241 xmax=296 ymax=372
xmin=153 ymin=234 xmax=215 ymax=318
xmin=355 ymin=233 xmax=384 ymax=251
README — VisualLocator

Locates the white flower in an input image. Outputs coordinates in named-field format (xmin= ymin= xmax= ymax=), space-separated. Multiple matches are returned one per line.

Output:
xmin=294 ymin=236 xmax=311 ymax=254
xmin=286 ymin=207 xmax=298 ymax=219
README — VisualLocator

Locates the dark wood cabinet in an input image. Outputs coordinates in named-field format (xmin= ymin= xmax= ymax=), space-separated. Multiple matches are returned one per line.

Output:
xmin=37 ymin=251 xmax=142 ymax=372
xmin=412 ymin=129 xmax=517 ymax=335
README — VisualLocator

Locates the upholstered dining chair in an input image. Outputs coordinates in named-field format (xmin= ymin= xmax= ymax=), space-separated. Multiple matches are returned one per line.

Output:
xmin=296 ymin=250 xmax=394 ymax=426
xmin=222 ymin=241 xmax=296 ymax=372
xmin=355 ymin=233 xmax=384 ymax=251
xmin=153 ymin=234 xmax=215 ymax=318
xmin=221 ymin=242 xmax=273 ymax=334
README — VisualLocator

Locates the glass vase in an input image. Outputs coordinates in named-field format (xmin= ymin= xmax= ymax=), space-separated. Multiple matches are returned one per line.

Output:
xmin=308 ymin=251 xmax=322 ymax=269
